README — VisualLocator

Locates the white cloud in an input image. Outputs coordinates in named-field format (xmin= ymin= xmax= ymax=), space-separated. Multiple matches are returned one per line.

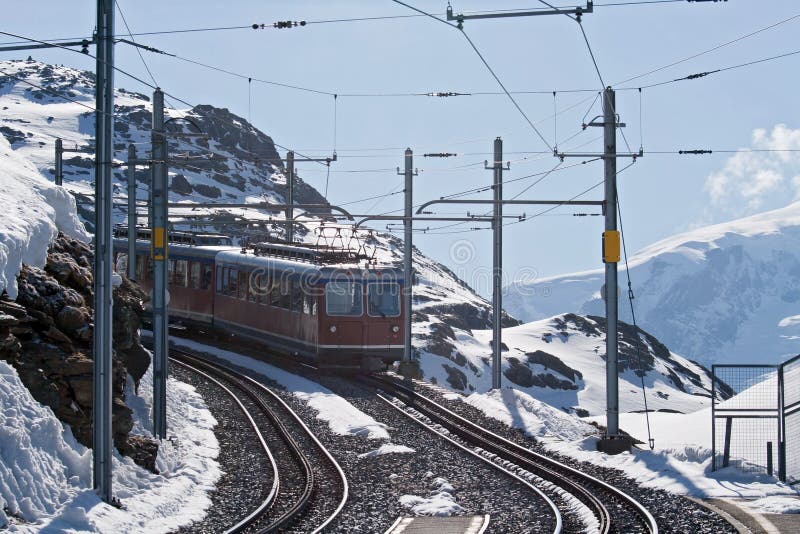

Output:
xmin=703 ymin=124 xmax=800 ymax=220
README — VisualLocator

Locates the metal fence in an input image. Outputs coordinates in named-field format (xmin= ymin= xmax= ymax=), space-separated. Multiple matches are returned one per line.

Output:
xmin=781 ymin=355 xmax=800 ymax=484
xmin=712 ymin=355 xmax=799 ymax=483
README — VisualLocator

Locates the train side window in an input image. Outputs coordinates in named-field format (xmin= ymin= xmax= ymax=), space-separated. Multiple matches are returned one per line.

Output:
xmin=173 ymin=260 xmax=188 ymax=287
xmin=325 ymin=282 xmax=363 ymax=316
xmin=270 ymin=277 xmax=282 ymax=307
xmin=277 ymin=278 xmax=291 ymax=309
xmin=291 ymin=280 xmax=303 ymax=312
xmin=202 ymin=264 xmax=213 ymax=290
xmin=367 ymin=282 xmax=401 ymax=317
xmin=238 ymin=270 xmax=249 ymax=300
xmin=247 ymin=271 xmax=259 ymax=303
xmin=189 ymin=261 xmax=201 ymax=289
xmin=217 ymin=266 xmax=227 ymax=294
xmin=257 ymin=274 xmax=271 ymax=305
xmin=228 ymin=268 xmax=238 ymax=297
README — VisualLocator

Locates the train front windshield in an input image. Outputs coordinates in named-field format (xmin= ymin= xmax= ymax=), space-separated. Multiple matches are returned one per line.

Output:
xmin=326 ymin=282 xmax=363 ymax=316
xmin=367 ymin=282 xmax=401 ymax=317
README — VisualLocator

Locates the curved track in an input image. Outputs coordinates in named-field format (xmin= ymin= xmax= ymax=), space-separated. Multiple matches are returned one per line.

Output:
xmin=171 ymin=349 xmax=348 ymax=533
xmin=364 ymin=374 xmax=659 ymax=534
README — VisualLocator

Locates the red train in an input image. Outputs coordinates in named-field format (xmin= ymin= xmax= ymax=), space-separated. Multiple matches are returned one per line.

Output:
xmin=113 ymin=229 xmax=405 ymax=369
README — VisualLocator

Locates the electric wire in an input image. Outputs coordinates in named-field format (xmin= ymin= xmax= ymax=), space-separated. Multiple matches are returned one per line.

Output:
xmin=115 ymin=1 xmax=159 ymax=89
xmin=616 ymin=181 xmax=655 ymax=450
xmin=612 ymin=12 xmax=800 ymax=87
xmin=389 ymin=0 xmax=554 ymax=152
xmin=621 ymin=48 xmax=800 ymax=90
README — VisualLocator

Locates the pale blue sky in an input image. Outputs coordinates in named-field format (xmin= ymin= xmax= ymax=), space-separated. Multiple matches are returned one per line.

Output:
xmin=3 ymin=1 xmax=799 ymax=296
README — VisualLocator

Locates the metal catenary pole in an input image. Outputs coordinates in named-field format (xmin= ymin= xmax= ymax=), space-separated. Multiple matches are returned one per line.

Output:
xmin=603 ymin=87 xmax=620 ymax=438
xmin=55 ymin=138 xmax=63 ymax=186
xmin=490 ymin=137 xmax=505 ymax=390
xmin=92 ymin=0 xmax=115 ymax=503
xmin=151 ymin=88 xmax=168 ymax=439
xmin=127 ymin=144 xmax=137 ymax=280
xmin=401 ymin=148 xmax=418 ymax=369
xmin=286 ymin=150 xmax=295 ymax=243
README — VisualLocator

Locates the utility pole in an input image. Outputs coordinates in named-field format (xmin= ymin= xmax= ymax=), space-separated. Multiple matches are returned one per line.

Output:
xmin=398 ymin=149 xmax=420 ymax=379
xmin=55 ymin=138 xmax=63 ymax=186
xmin=282 ymin=151 xmax=335 ymax=243
xmin=54 ymin=139 xmax=93 ymax=187
xmin=488 ymin=138 xmax=509 ymax=390
xmin=151 ymin=88 xmax=168 ymax=440
xmin=127 ymin=144 xmax=137 ymax=280
xmin=93 ymin=0 xmax=115 ymax=504
xmin=602 ymin=87 xmax=621 ymax=445
xmin=286 ymin=151 xmax=295 ymax=243
xmin=553 ymin=87 xmax=639 ymax=454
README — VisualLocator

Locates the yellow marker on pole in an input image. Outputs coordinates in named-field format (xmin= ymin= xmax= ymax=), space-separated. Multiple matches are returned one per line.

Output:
xmin=603 ymin=230 xmax=620 ymax=263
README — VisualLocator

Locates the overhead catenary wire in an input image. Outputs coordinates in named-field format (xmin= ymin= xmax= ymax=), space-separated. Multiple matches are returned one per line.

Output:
xmin=0 ymin=0 xmax=704 ymax=49
xmin=389 ymin=0 xmax=554 ymax=152
xmin=612 ymin=11 xmax=800 ymax=87
xmin=616 ymin=180 xmax=655 ymax=450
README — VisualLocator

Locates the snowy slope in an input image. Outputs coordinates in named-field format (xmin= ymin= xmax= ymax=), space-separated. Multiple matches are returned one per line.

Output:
xmin=0 ymin=59 xmax=325 ymax=235
xmin=0 ymin=134 xmax=88 ymax=298
xmin=0 ymin=360 xmax=220 ymax=533
xmin=417 ymin=312 xmax=719 ymax=417
xmin=505 ymin=202 xmax=800 ymax=367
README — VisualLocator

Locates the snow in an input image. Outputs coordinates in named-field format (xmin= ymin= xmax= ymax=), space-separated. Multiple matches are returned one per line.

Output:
xmin=165 ymin=336 xmax=391 ymax=440
xmin=0 ymin=135 xmax=89 ymax=299
xmin=420 ymin=314 xmax=716 ymax=417
xmin=458 ymin=376 xmax=799 ymax=503
xmin=0 ymin=359 xmax=221 ymax=533
xmin=464 ymin=388 xmax=596 ymax=443
xmin=747 ymin=496 xmax=800 ymax=515
xmin=505 ymin=201 xmax=800 ymax=366
xmin=358 ymin=444 xmax=416 ymax=459
xmin=399 ymin=475 xmax=464 ymax=516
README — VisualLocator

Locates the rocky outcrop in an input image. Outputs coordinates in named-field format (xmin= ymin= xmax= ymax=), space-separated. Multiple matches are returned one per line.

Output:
xmin=0 ymin=234 xmax=156 ymax=471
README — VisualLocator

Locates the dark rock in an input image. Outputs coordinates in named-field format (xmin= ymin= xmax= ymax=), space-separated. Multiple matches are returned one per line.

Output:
xmin=0 ymin=233 xmax=157 ymax=471
xmin=442 ymin=364 xmax=468 ymax=391
xmin=0 ymin=313 xmax=19 ymax=327
xmin=56 ymin=305 xmax=89 ymax=334
xmin=526 ymin=349 xmax=583 ymax=382
xmin=170 ymin=174 xmax=193 ymax=196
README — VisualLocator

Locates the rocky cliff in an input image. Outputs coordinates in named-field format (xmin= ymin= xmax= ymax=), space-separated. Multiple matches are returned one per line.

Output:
xmin=0 ymin=234 xmax=156 ymax=471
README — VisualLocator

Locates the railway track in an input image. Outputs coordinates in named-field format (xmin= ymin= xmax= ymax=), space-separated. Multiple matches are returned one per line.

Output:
xmin=170 ymin=348 xmax=348 ymax=533
xmin=362 ymin=373 xmax=659 ymax=534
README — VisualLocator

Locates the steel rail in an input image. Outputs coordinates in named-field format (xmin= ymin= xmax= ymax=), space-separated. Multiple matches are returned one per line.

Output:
xmin=240 ymin=374 xmax=349 ymax=534
xmin=169 ymin=357 xmax=280 ymax=533
xmin=370 ymin=375 xmax=659 ymax=534
xmin=171 ymin=350 xmax=316 ymax=533
xmin=375 ymin=391 xmax=562 ymax=534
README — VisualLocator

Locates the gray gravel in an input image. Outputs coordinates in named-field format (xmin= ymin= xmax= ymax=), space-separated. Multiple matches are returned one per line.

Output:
xmin=409 ymin=378 xmax=738 ymax=534
xmin=277 ymin=375 xmax=558 ymax=534
xmin=171 ymin=363 xmax=274 ymax=534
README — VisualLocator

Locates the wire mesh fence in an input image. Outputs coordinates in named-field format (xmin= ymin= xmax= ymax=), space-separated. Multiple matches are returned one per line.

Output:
xmin=712 ymin=365 xmax=779 ymax=477
xmin=712 ymin=356 xmax=800 ymax=483
xmin=781 ymin=355 xmax=800 ymax=484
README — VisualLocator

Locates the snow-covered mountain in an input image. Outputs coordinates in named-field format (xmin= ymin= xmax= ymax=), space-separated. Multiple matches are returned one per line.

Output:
xmin=505 ymin=202 xmax=800 ymax=367
xmin=0 ymin=59 xmax=325 ymax=235
xmin=0 ymin=59 xmax=724 ymax=419
xmin=416 ymin=312 xmax=723 ymax=417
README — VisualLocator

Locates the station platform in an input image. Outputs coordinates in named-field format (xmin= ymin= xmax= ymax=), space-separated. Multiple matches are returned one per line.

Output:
xmin=385 ymin=515 xmax=490 ymax=534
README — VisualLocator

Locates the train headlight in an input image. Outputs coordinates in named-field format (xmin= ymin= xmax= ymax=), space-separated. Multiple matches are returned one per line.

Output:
xmin=391 ymin=325 xmax=400 ymax=333
xmin=329 ymin=325 xmax=337 ymax=333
